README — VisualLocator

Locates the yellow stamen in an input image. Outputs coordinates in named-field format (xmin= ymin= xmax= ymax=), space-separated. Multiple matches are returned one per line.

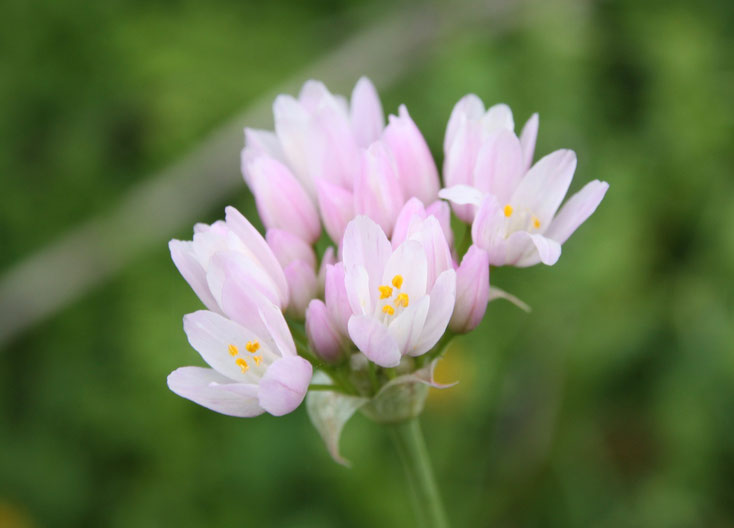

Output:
xmin=392 ymin=275 xmax=404 ymax=289
xmin=504 ymin=204 xmax=513 ymax=217
xmin=245 ymin=340 xmax=260 ymax=353
xmin=236 ymin=357 xmax=249 ymax=373
xmin=252 ymin=355 xmax=262 ymax=366
xmin=532 ymin=215 xmax=541 ymax=229
xmin=228 ymin=344 xmax=239 ymax=357
xmin=382 ymin=304 xmax=395 ymax=315
xmin=378 ymin=285 xmax=393 ymax=299
xmin=395 ymin=293 xmax=409 ymax=307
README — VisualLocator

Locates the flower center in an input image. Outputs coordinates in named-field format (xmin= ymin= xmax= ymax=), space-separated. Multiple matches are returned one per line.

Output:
xmin=228 ymin=341 xmax=263 ymax=373
xmin=378 ymin=275 xmax=409 ymax=318
xmin=504 ymin=204 xmax=542 ymax=233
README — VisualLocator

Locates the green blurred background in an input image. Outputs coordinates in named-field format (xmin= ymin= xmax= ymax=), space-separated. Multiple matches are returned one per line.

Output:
xmin=1 ymin=0 xmax=733 ymax=526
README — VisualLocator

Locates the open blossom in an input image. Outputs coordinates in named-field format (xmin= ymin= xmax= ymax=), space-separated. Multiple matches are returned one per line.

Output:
xmin=169 ymin=206 xmax=289 ymax=310
xmin=167 ymin=293 xmax=312 ymax=417
xmin=443 ymin=95 xmax=538 ymax=223
xmin=440 ymin=96 xmax=608 ymax=267
xmin=442 ymin=152 xmax=609 ymax=267
xmin=342 ymin=216 xmax=456 ymax=368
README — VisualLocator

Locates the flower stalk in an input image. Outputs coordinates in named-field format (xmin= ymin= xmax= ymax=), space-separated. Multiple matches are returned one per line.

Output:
xmin=388 ymin=418 xmax=449 ymax=528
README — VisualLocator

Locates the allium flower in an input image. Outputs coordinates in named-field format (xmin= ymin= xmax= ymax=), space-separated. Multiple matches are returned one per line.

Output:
xmin=440 ymin=95 xmax=608 ymax=267
xmin=342 ymin=216 xmax=456 ymax=367
xmin=169 ymin=206 xmax=289 ymax=310
xmin=167 ymin=296 xmax=312 ymax=417
xmin=450 ymin=245 xmax=490 ymax=333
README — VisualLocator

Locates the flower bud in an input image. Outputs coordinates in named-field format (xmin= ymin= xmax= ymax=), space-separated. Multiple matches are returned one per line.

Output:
xmin=324 ymin=263 xmax=351 ymax=336
xmin=383 ymin=105 xmax=439 ymax=205
xmin=284 ymin=260 xmax=319 ymax=319
xmin=450 ymin=245 xmax=490 ymax=333
xmin=246 ymin=156 xmax=321 ymax=243
xmin=350 ymin=76 xmax=384 ymax=147
xmin=317 ymin=179 xmax=354 ymax=245
xmin=266 ymin=228 xmax=316 ymax=269
xmin=305 ymin=299 xmax=344 ymax=363
xmin=355 ymin=141 xmax=405 ymax=236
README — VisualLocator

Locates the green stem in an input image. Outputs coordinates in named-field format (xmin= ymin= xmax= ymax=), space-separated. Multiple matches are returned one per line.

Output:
xmin=388 ymin=418 xmax=449 ymax=528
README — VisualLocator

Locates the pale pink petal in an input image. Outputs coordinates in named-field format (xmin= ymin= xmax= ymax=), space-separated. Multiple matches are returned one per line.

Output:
xmin=470 ymin=194 xmax=504 ymax=255
xmin=481 ymin=103 xmax=514 ymax=134
xmin=444 ymin=93 xmax=484 ymax=153
xmin=410 ymin=216 xmax=453 ymax=290
xmin=438 ymin=184 xmax=485 ymax=207
xmin=258 ymin=356 xmax=313 ymax=416
xmin=505 ymin=231 xmax=562 ymax=267
xmin=383 ymin=105 xmax=440 ymax=204
xmin=388 ymin=295 xmax=430 ymax=355
xmin=411 ymin=269 xmax=456 ymax=356
xmin=246 ymin=156 xmax=321 ymax=243
xmin=266 ymin=228 xmax=317 ymax=269
xmin=324 ymin=263 xmax=351 ymax=335
xmin=510 ymin=149 xmax=577 ymax=228
xmin=207 ymin=250 xmax=283 ymax=309
xmin=169 ymin=239 xmax=220 ymax=312
xmin=283 ymin=260 xmax=319 ymax=319
xmin=305 ymin=300 xmax=344 ymax=363
xmin=350 ymin=76 xmax=384 ymax=147
xmin=167 ymin=367 xmax=264 ymax=417
xmin=342 ymin=215 xmax=392 ymax=297
xmin=344 ymin=264 xmax=371 ymax=316
xmin=241 ymin=128 xmax=285 ymax=185
xmin=258 ymin=301 xmax=298 ymax=358
xmin=224 ymin=206 xmax=289 ymax=307
xmin=472 ymin=129 xmax=524 ymax=204
xmin=519 ymin=113 xmax=539 ymax=171
xmin=425 ymin=200 xmax=454 ymax=248
xmin=273 ymin=94 xmax=318 ymax=194
xmin=183 ymin=310 xmax=264 ymax=382
xmin=450 ymin=245 xmax=490 ymax=333
xmin=348 ymin=314 xmax=402 ymax=367
xmin=316 ymin=179 xmax=354 ymax=245
xmin=354 ymin=142 xmax=405 ymax=236
xmin=545 ymin=180 xmax=609 ymax=244
xmin=391 ymin=197 xmax=426 ymax=248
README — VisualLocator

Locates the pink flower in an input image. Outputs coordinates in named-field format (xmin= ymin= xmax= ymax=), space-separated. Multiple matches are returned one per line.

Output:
xmin=169 ymin=206 xmax=289 ymax=310
xmin=441 ymin=151 xmax=609 ymax=267
xmin=266 ymin=229 xmax=318 ymax=319
xmin=342 ymin=216 xmax=456 ymax=368
xmin=305 ymin=262 xmax=351 ymax=363
xmin=450 ymin=245 xmax=490 ymax=333
xmin=443 ymin=95 xmax=538 ymax=222
xmin=167 ymin=295 xmax=312 ymax=417
xmin=354 ymin=141 xmax=405 ymax=236
xmin=383 ymin=105 xmax=440 ymax=205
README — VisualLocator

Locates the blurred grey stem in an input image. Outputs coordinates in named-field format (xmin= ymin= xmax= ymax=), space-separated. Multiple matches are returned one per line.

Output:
xmin=388 ymin=418 xmax=449 ymax=528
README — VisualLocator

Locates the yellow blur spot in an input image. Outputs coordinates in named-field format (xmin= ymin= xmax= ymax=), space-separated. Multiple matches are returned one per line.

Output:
xmin=378 ymin=285 xmax=393 ymax=299
xmin=245 ymin=340 xmax=260 ymax=353
xmin=252 ymin=355 xmax=262 ymax=366
xmin=382 ymin=304 xmax=395 ymax=315
xmin=392 ymin=275 xmax=404 ymax=289
xmin=395 ymin=293 xmax=409 ymax=307
xmin=504 ymin=204 xmax=513 ymax=217
xmin=228 ymin=344 xmax=239 ymax=357
xmin=532 ymin=215 xmax=541 ymax=229
xmin=236 ymin=358 xmax=249 ymax=373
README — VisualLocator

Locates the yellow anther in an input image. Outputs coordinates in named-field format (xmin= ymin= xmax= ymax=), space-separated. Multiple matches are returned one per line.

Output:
xmin=382 ymin=304 xmax=395 ymax=315
xmin=504 ymin=204 xmax=513 ymax=217
xmin=252 ymin=355 xmax=262 ymax=366
xmin=532 ymin=215 xmax=541 ymax=229
xmin=236 ymin=357 xmax=249 ymax=373
xmin=228 ymin=344 xmax=239 ymax=357
xmin=392 ymin=275 xmax=404 ymax=289
xmin=245 ymin=340 xmax=260 ymax=353
xmin=378 ymin=285 xmax=393 ymax=299
xmin=395 ymin=293 xmax=409 ymax=307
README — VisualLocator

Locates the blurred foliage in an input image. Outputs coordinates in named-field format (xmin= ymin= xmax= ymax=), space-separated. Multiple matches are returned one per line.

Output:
xmin=1 ymin=0 xmax=733 ymax=526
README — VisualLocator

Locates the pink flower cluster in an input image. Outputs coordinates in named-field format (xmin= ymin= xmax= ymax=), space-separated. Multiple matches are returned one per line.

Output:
xmin=167 ymin=78 xmax=608 ymax=419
